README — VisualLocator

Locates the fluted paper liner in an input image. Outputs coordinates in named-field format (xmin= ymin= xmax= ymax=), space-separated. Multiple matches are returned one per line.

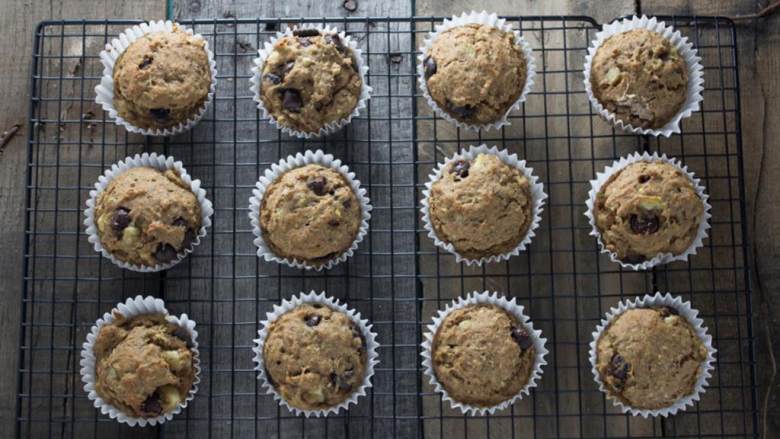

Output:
xmin=250 ymin=24 xmax=372 ymax=138
xmin=248 ymin=149 xmax=372 ymax=271
xmin=584 ymin=151 xmax=711 ymax=270
xmin=252 ymin=291 xmax=379 ymax=417
xmin=417 ymin=10 xmax=536 ymax=132
xmin=583 ymin=15 xmax=704 ymax=137
xmin=421 ymin=144 xmax=546 ymax=266
xmin=421 ymin=291 xmax=548 ymax=416
xmin=79 ymin=295 xmax=201 ymax=427
xmin=95 ymin=20 xmax=218 ymax=136
xmin=84 ymin=152 xmax=214 ymax=272
xmin=588 ymin=292 xmax=716 ymax=417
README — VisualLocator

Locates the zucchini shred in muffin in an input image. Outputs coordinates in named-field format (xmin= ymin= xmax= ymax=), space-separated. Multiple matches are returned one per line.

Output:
xmin=111 ymin=24 xmax=212 ymax=130
xmin=262 ymin=303 xmax=367 ymax=411
xmin=93 ymin=313 xmax=196 ymax=418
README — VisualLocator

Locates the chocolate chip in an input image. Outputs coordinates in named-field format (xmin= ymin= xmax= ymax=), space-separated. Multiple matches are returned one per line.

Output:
xmin=350 ymin=324 xmax=365 ymax=350
xmin=423 ymin=56 xmax=437 ymax=79
xmin=181 ymin=229 xmax=195 ymax=250
xmin=155 ymin=243 xmax=178 ymax=263
xmin=141 ymin=392 xmax=162 ymax=415
xmin=149 ymin=108 xmax=170 ymax=122
xmin=293 ymin=28 xmax=321 ymax=37
xmin=263 ymin=72 xmax=282 ymax=84
xmin=305 ymin=314 xmax=321 ymax=327
xmin=622 ymin=253 xmax=647 ymax=264
xmin=448 ymin=103 xmax=475 ymax=120
xmin=638 ymin=174 xmax=650 ymax=184
xmin=610 ymin=354 xmax=631 ymax=385
xmin=172 ymin=217 xmax=187 ymax=227
xmin=325 ymin=34 xmax=346 ymax=53
xmin=658 ymin=306 xmax=679 ymax=317
xmin=307 ymin=176 xmax=327 ymax=196
xmin=281 ymin=89 xmax=302 ymax=112
xmin=510 ymin=326 xmax=533 ymax=350
xmin=330 ymin=368 xmax=355 ymax=392
xmin=298 ymin=37 xmax=312 ymax=47
xmin=138 ymin=55 xmax=153 ymax=69
xmin=629 ymin=213 xmax=660 ymax=235
xmin=450 ymin=160 xmax=470 ymax=180
xmin=328 ymin=219 xmax=340 ymax=227
xmin=343 ymin=199 xmax=352 ymax=209
xmin=111 ymin=207 xmax=131 ymax=232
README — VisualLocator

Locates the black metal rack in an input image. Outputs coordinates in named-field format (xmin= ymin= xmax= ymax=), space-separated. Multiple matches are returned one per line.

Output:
xmin=17 ymin=16 xmax=757 ymax=438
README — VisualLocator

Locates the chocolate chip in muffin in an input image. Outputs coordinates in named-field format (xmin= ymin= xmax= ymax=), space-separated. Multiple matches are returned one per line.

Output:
xmin=328 ymin=219 xmax=340 ymax=227
xmin=450 ymin=160 xmax=470 ymax=180
xmin=638 ymin=174 xmax=651 ymax=184
xmin=141 ymin=392 xmax=163 ymax=415
xmin=609 ymin=353 xmax=631 ymax=387
xmin=510 ymin=326 xmax=533 ymax=350
xmin=658 ymin=306 xmax=679 ymax=317
xmin=325 ymin=34 xmax=346 ymax=53
xmin=112 ymin=207 xmax=131 ymax=232
xmin=329 ymin=368 xmax=355 ymax=392
xmin=305 ymin=314 xmax=321 ymax=327
xmin=448 ymin=103 xmax=476 ymax=120
xmin=307 ymin=176 xmax=327 ymax=196
xmin=629 ymin=213 xmax=660 ymax=235
xmin=342 ymin=199 xmax=352 ymax=209
xmin=155 ymin=243 xmax=178 ymax=263
xmin=424 ymin=56 xmax=437 ymax=79
xmin=293 ymin=28 xmax=321 ymax=37
xmin=138 ymin=55 xmax=153 ymax=70
xmin=281 ymin=89 xmax=303 ymax=112
xmin=263 ymin=72 xmax=282 ymax=84
xmin=149 ymin=108 xmax=171 ymax=122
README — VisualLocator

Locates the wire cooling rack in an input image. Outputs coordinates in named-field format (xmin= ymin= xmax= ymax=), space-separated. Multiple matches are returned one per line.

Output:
xmin=17 ymin=16 xmax=757 ymax=438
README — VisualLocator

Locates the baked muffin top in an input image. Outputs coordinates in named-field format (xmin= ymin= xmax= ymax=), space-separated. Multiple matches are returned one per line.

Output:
xmin=260 ymin=29 xmax=362 ymax=134
xmin=112 ymin=25 xmax=211 ymax=130
xmin=259 ymin=164 xmax=362 ymax=265
xmin=590 ymin=29 xmax=688 ymax=129
xmin=429 ymin=153 xmax=533 ymax=259
xmin=593 ymin=160 xmax=704 ymax=263
xmin=424 ymin=24 xmax=527 ymax=125
xmin=263 ymin=304 xmax=366 ymax=410
xmin=432 ymin=304 xmax=536 ymax=407
xmin=94 ymin=167 xmax=201 ymax=267
xmin=596 ymin=306 xmax=707 ymax=409
xmin=93 ymin=314 xmax=196 ymax=418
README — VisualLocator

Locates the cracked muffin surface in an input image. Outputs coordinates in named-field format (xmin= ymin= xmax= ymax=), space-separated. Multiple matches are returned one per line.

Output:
xmin=595 ymin=306 xmax=707 ymax=409
xmin=94 ymin=166 xmax=202 ymax=267
xmin=429 ymin=153 xmax=533 ymax=259
xmin=593 ymin=161 xmax=704 ymax=263
xmin=590 ymin=29 xmax=688 ymax=129
xmin=259 ymin=164 xmax=362 ymax=265
xmin=263 ymin=304 xmax=367 ymax=411
xmin=94 ymin=314 xmax=195 ymax=418
xmin=432 ymin=304 xmax=536 ymax=407
xmin=112 ymin=25 xmax=211 ymax=130
xmin=423 ymin=23 xmax=527 ymax=125
xmin=259 ymin=29 xmax=362 ymax=134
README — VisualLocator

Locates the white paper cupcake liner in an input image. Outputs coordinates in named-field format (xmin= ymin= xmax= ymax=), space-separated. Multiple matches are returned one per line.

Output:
xmin=417 ymin=10 xmax=536 ymax=132
xmin=250 ymin=24 xmax=372 ymax=138
xmin=584 ymin=151 xmax=711 ymax=270
xmin=588 ymin=292 xmax=716 ymax=417
xmin=583 ymin=15 xmax=704 ymax=137
xmin=79 ymin=295 xmax=201 ymax=427
xmin=252 ymin=291 xmax=379 ymax=417
xmin=95 ymin=20 xmax=218 ymax=137
xmin=421 ymin=144 xmax=546 ymax=266
xmin=83 ymin=152 xmax=214 ymax=272
xmin=248 ymin=149 xmax=372 ymax=271
xmin=421 ymin=291 xmax=548 ymax=416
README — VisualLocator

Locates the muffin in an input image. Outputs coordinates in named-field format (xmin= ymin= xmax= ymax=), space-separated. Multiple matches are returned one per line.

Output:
xmin=429 ymin=153 xmax=533 ymax=259
xmin=590 ymin=28 xmax=688 ymax=129
xmin=94 ymin=166 xmax=202 ymax=267
xmin=259 ymin=164 xmax=362 ymax=265
xmin=593 ymin=160 xmax=704 ymax=263
xmin=93 ymin=313 xmax=196 ymax=418
xmin=432 ymin=304 xmax=536 ymax=407
xmin=595 ymin=306 xmax=708 ymax=410
xmin=262 ymin=303 xmax=367 ymax=411
xmin=259 ymin=28 xmax=362 ymax=134
xmin=423 ymin=23 xmax=527 ymax=125
xmin=111 ymin=24 xmax=212 ymax=130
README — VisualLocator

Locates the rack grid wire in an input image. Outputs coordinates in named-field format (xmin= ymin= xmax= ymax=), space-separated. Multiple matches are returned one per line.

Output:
xmin=17 ymin=16 xmax=757 ymax=438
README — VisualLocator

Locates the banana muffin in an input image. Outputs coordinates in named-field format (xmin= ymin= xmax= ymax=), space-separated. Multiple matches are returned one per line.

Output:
xmin=593 ymin=160 xmax=704 ymax=264
xmin=263 ymin=303 xmax=367 ymax=411
xmin=423 ymin=23 xmax=527 ymax=125
xmin=259 ymin=29 xmax=362 ymax=134
xmin=595 ymin=306 xmax=708 ymax=409
xmin=429 ymin=153 xmax=533 ymax=259
xmin=93 ymin=313 xmax=196 ymax=418
xmin=94 ymin=166 xmax=202 ymax=267
xmin=259 ymin=164 xmax=362 ymax=265
xmin=432 ymin=304 xmax=536 ymax=407
xmin=112 ymin=25 xmax=212 ymax=130
xmin=590 ymin=29 xmax=688 ymax=129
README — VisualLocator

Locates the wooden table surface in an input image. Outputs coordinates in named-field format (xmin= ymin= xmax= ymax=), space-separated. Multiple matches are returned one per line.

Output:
xmin=1 ymin=0 xmax=777 ymax=437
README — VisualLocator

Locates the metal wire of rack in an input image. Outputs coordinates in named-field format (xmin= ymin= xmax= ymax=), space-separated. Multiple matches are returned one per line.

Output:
xmin=16 ymin=16 xmax=757 ymax=438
